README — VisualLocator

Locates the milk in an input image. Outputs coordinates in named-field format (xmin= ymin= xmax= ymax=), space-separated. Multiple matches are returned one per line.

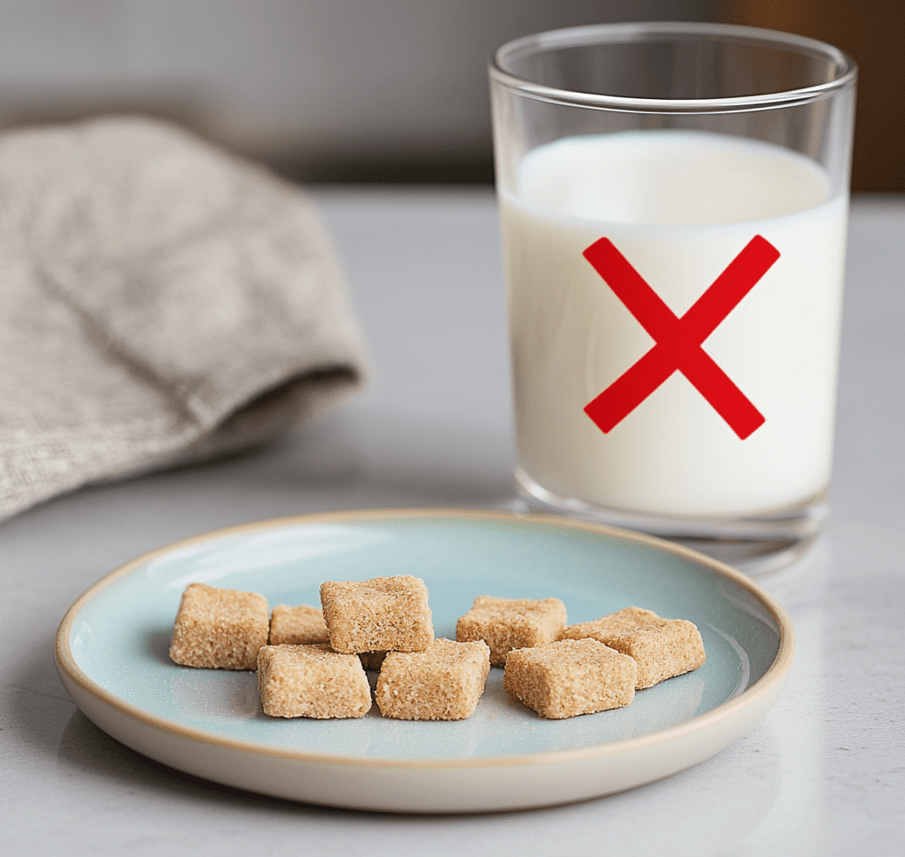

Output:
xmin=500 ymin=130 xmax=848 ymax=518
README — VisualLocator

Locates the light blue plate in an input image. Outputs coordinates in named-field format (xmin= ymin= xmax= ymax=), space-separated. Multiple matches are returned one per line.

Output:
xmin=55 ymin=508 xmax=794 ymax=811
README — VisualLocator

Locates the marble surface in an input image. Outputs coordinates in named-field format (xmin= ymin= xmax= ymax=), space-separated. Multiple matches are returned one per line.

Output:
xmin=2 ymin=188 xmax=903 ymax=855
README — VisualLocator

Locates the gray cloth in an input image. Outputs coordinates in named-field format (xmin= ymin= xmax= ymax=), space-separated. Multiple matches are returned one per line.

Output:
xmin=0 ymin=116 xmax=368 ymax=521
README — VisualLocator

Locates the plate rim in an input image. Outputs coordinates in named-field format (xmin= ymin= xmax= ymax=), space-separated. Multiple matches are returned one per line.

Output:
xmin=55 ymin=506 xmax=795 ymax=770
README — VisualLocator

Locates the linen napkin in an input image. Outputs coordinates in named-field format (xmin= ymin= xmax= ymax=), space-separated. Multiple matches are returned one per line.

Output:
xmin=0 ymin=116 xmax=368 ymax=521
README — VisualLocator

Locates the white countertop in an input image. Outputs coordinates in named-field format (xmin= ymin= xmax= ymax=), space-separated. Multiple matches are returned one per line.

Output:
xmin=2 ymin=187 xmax=903 ymax=855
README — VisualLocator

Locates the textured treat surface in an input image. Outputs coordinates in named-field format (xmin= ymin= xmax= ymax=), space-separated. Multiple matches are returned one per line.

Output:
xmin=456 ymin=595 xmax=567 ymax=666
xmin=257 ymin=643 xmax=372 ymax=719
xmin=561 ymin=607 xmax=706 ymax=688
xmin=504 ymin=638 xmax=637 ymax=719
xmin=375 ymin=638 xmax=491 ymax=721
xmin=320 ymin=575 xmax=433 ymax=653
xmin=169 ymin=582 xmax=269 ymax=670
xmin=269 ymin=603 xmax=330 ymax=646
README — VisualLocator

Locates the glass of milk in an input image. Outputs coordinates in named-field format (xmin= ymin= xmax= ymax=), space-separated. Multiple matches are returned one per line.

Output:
xmin=489 ymin=22 xmax=856 ymax=573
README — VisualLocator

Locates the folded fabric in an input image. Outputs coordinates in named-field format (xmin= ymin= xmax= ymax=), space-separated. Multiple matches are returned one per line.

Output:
xmin=0 ymin=115 xmax=368 ymax=521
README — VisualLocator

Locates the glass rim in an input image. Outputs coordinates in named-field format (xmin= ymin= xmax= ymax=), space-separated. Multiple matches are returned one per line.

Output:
xmin=489 ymin=21 xmax=858 ymax=114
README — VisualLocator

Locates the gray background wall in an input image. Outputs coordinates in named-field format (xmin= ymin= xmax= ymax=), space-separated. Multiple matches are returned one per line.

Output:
xmin=0 ymin=1 xmax=714 ymax=182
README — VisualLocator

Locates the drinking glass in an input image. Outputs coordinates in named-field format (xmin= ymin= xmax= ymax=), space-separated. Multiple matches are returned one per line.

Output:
xmin=489 ymin=22 xmax=857 ymax=572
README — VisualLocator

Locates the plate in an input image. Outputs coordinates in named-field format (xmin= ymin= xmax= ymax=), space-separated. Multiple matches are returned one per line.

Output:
xmin=55 ymin=508 xmax=793 ymax=813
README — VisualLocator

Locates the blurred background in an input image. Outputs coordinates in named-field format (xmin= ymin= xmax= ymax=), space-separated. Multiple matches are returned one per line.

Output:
xmin=0 ymin=0 xmax=899 ymax=191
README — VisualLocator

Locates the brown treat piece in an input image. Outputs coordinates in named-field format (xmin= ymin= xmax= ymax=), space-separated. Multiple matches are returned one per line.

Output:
xmin=375 ymin=638 xmax=491 ymax=721
xmin=320 ymin=575 xmax=433 ymax=654
xmin=561 ymin=606 xmax=706 ymax=689
xmin=257 ymin=643 xmax=372 ymax=719
xmin=503 ymin=638 xmax=637 ymax=719
xmin=358 ymin=651 xmax=387 ymax=671
xmin=269 ymin=603 xmax=330 ymax=646
xmin=456 ymin=595 xmax=567 ymax=666
xmin=169 ymin=582 xmax=269 ymax=670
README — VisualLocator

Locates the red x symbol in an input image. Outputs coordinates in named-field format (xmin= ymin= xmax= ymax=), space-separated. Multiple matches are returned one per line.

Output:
xmin=582 ymin=236 xmax=780 ymax=440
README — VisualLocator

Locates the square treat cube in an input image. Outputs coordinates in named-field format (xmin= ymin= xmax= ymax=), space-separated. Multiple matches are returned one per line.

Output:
xmin=456 ymin=595 xmax=567 ymax=666
xmin=257 ymin=643 xmax=372 ymax=719
xmin=169 ymin=583 xmax=269 ymax=670
xmin=320 ymin=575 xmax=433 ymax=654
xmin=561 ymin=607 xmax=706 ymax=689
xmin=269 ymin=603 xmax=330 ymax=646
xmin=375 ymin=638 xmax=491 ymax=721
xmin=504 ymin=639 xmax=637 ymax=719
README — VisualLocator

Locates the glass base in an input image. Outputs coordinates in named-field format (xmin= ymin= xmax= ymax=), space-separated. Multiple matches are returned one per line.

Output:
xmin=511 ymin=467 xmax=827 ymax=575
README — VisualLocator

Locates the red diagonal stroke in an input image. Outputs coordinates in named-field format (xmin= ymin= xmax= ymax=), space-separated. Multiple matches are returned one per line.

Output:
xmin=582 ymin=236 xmax=779 ymax=439
xmin=680 ymin=235 xmax=780 ymax=342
